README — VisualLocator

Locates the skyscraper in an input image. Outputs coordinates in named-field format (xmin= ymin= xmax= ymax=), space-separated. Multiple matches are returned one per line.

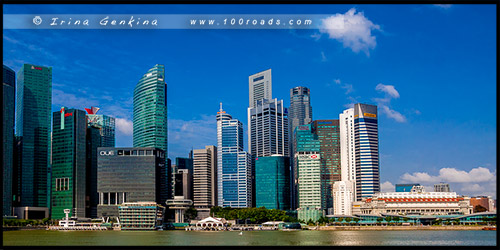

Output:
xmin=434 ymin=183 xmax=451 ymax=192
xmin=133 ymin=64 xmax=168 ymax=155
xmin=294 ymin=124 xmax=323 ymax=221
xmin=192 ymin=145 xmax=217 ymax=218
xmin=339 ymin=108 xmax=356 ymax=201
xmin=15 ymin=63 xmax=52 ymax=210
xmin=289 ymin=86 xmax=312 ymax=210
xmin=216 ymin=104 xmax=252 ymax=208
xmin=353 ymin=103 xmax=380 ymax=201
xmin=51 ymin=107 xmax=87 ymax=219
xmin=3 ymin=65 xmax=16 ymax=216
xmin=255 ymin=155 xmax=290 ymax=210
xmin=85 ymin=106 xmax=116 ymax=218
xmin=248 ymin=69 xmax=272 ymax=108
xmin=312 ymin=120 xmax=341 ymax=214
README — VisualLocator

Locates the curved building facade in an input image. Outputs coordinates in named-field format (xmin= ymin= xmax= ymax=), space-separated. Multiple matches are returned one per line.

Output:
xmin=133 ymin=65 xmax=168 ymax=155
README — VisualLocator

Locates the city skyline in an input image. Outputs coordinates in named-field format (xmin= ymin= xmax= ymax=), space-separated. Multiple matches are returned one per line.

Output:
xmin=3 ymin=4 xmax=496 ymax=199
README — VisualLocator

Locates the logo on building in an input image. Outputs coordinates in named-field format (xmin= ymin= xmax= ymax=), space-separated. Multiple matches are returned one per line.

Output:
xmin=99 ymin=151 xmax=114 ymax=156
xmin=33 ymin=16 xmax=42 ymax=25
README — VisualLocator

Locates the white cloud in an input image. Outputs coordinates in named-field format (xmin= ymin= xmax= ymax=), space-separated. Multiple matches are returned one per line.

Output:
xmin=434 ymin=4 xmax=452 ymax=9
xmin=321 ymin=51 xmax=327 ymax=62
xmin=334 ymin=79 xmax=354 ymax=94
xmin=168 ymin=114 xmax=217 ymax=159
xmin=52 ymin=89 xmax=99 ymax=109
xmin=381 ymin=181 xmax=395 ymax=192
xmin=374 ymin=83 xmax=406 ymax=123
xmin=375 ymin=83 xmax=400 ymax=99
xmin=319 ymin=8 xmax=381 ymax=56
xmin=399 ymin=167 xmax=497 ymax=198
xmin=115 ymin=118 xmax=133 ymax=136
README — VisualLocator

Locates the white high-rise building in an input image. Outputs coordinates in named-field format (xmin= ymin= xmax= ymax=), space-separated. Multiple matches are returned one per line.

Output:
xmin=339 ymin=108 xmax=356 ymax=200
xmin=332 ymin=181 xmax=353 ymax=215
xmin=249 ymin=69 xmax=272 ymax=108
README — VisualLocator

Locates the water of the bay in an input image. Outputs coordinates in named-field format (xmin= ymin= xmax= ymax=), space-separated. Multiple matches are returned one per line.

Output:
xmin=2 ymin=229 xmax=496 ymax=246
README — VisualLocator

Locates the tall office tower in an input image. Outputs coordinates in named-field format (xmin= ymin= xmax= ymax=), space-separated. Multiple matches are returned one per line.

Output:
xmin=289 ymin=86 xmax=313 ymax=210
xmin=217 ymin=104 xmax=252 ymax=208
xmin=249 ymin=69 xmax=272 ymax=108
xmin=96 ymin=147 xmax=167 ymax=218
xmin=434 ymin=183 xmax=451 ymax=192
xmin=51 ymin=108 xmax=87 ymax=219
xmin=85 ymin=106 xmax=116 ymax=218
xmin=192 ymin=145 xmax=217 ymax=217
xmin=15 ymin=64 xmax=52 ymax=211
xmin=332 ymin=181 xmax=353 ymax=215
xmin=295 ymin=124 xmax=323 ymax=222
xmin=312 ymin=120 xmax=341 ymax=215
xmin=3 ymin=65 xmax=16 ymax=216
xmin=133 ymin=64 xmax=168 ymax=155
xmin=339 ymin=108 xmax=356 ymax=197
xmin=255 ymin=155 xmax=290 ymax=210
xmin=173 ymin=157 xmax=193 ymax=199
xmin=353 ymin=103 xmax=380 ymax=201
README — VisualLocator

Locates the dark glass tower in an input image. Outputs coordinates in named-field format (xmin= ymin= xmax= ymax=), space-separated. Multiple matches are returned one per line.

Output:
xmin=15 ymin=63 xmax=52 ymax=209
xmin=50 ymin=108 xmax=87 ymax=219
xmin=3 ymin=65 xmax=16 ymax=216
xmin=289 ymin=86 xmax=312 ymax=210
xmin=255 ymin=156 xmax=290 ymax=210
xmin=133 ymin=65 xmax=168 ymax=155
xmin=312 ymin=120 xmax=341 ymax=214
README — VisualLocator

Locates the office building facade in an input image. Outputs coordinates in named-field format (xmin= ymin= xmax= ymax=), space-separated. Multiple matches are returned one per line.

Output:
xmin=289 ymin=86 xmax=312 ymax=210
xmin=434 ymin=183 xmax=451 ymax=192
xmin=15 ymin=63 xmax=52 ymax=210
xmin=312 ymin=120 xmax=341 ymax=214
xmin=192 ymin=145 xmax=217 ymax=217
xmin=133 ymin=64 xmax=168 ymax=155
xmin=50 ymin=108 xmax=87 ymax=219
xmin=339 ymin=108 xmax=356 ymax=198
xmin=353 ymin=103 xmax=380 ymax=201
xmin=97 ymin=147 xmax=167 ymax=218
xmin=217 ymin=105 xmax=252 ymax=208
xmin=248 ymin=69 xmax=272 ymax=108
xmin=255 ymin=155 xmax=290 ymax=210
xmin=3 ymin=65 xmax=16 ymax=216
xmin=332 ymin=181 xmax=353 ymax=215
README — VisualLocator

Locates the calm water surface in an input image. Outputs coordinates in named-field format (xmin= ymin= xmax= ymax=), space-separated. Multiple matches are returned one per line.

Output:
xmin=3 ymin=230 xmax=496 ymax=246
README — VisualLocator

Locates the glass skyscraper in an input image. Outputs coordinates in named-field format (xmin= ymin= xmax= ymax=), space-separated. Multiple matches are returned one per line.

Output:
xmin=15 ymin=63 xmax=52 ymax=209
xmin=217 ymin=105 xmax=251 ymax=208
xmin=312 ymin=120 xmax=341 ymax=214
xmin=289 ymin=86 xmax=313 ymax=210
xmin=353 ymin=103 xmax=380 ymax=201
xmin=3 ymin=65 xmax=16 ymax=216
xmin=51 ymin=108 xmax=87 ymax=219
xmin=133 ymin=64 xmax=168 ymax=155
xmin=255 ymin=155 xmax=290 ymax=210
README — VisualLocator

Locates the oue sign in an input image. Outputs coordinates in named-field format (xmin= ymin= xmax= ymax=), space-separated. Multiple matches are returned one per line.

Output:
xmin=100 ymin=151 xmax=114 ymax=156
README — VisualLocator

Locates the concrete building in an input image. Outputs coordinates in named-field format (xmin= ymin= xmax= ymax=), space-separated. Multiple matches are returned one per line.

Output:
xmin=248 ymin=69 xmax=272 ymax=108
xmin=434 ymin=182 xmax=451 ymax=192
xmin=118 ymin=202 xmax=165 ymax=230
xmin=470 ymin=196 xmax=493 ymax=212
xmin=332 ymin=181 xmax=354 ymax=215
xmin=355 ymin=186 xmax=473 ymax=216
xmin=97 ymin=147 xmax=167 ymax=218
xmin=255 ymin=155 xmax=290 ymax=210
xmin=3 ymin=65 xmax=16 ymax=216
xmin=339 ymin=108 xmax=356 ymax=199
xmin=216 ymin=104 xmax=252 ymax=208
xmin=192 ymin=145 xmax=217 ymax=218
xmin=14 ymin=63 xmax=52 ymax=214
xmin=133 ymin=64 xmax=168 ymax=155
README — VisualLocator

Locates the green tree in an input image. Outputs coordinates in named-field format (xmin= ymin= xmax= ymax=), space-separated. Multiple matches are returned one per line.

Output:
xmin=376 ymin=217 xmax=383 ymax=225
xmin=345 ymin=217 xmax=352 ymax=224
xmin=185 ymin=206 xmax=198 ymax=221
xmin=307 ymin=219 xmax=314 ymax=226
xmin=353 ymin=218 xmax=360 ymax=225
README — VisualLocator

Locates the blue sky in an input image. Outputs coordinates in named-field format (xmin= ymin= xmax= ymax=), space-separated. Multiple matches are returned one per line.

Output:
xmin=3 ymin=4 xmax=496 ymax=198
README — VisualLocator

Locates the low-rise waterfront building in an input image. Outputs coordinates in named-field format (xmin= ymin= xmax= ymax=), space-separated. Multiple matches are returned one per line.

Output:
xmin=354 ymin=186 xmax=473 ymax=216
xmin=118 ymin=202 xmax=165 ymax=230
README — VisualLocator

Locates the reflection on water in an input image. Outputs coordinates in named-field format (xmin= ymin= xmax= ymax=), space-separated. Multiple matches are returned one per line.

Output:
xmin=3 ymin=230 xmax=496 ymax=246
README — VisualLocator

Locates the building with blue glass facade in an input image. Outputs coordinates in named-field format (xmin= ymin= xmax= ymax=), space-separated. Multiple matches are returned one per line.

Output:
xmin=133 ymin=64 xmax=168 ymax=155
xmin=255 ymin=155 xmax=290 ymax=210
xmin=395 ymin=184 xmax=420 ymax=192
xmin=217 ymin=104 xmax=251 ymax=208
xmin=15 ymin=63 xmax=52 ymax=213
xmin=3 ymin=65 xmax=16 ymax=216
xmin=353 ymin=103 xmax=380 ymax=201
